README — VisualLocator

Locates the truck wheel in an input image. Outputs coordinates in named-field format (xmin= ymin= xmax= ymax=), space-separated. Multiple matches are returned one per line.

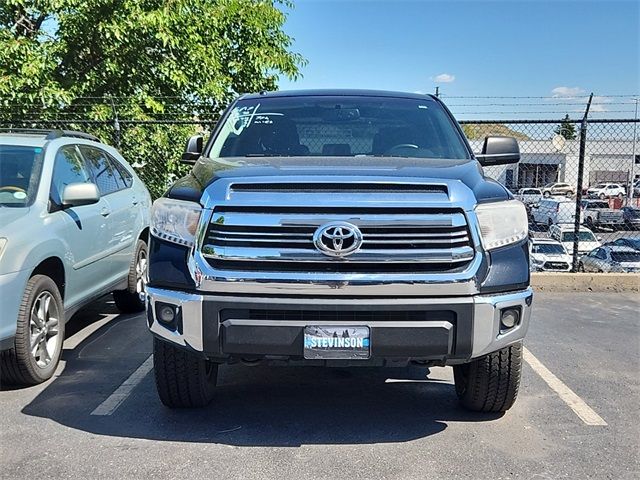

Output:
xmin=153 ymin=337 xmax=217 ymax=408
xmin=113 ymin=239 xmax=147 ymax=313
xmin=453 ymin=342 xmax=522 ymax=413
xmin=0 ymin=275 xmax=65 ymax=385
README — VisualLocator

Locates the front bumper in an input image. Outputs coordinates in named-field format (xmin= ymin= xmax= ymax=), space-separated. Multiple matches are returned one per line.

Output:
xmin=147 ymin=286 xmax=533 ymax=365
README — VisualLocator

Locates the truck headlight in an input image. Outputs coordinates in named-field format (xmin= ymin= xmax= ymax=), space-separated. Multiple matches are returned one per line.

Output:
xmin=150 ymin=198 xmax=202 ymax=247
xmin=475 ymin=200 xmax=528 ymax=251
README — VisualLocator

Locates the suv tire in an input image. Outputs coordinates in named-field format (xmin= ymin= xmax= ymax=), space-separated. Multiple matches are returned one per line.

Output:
xmin=113 ymin=239 xmax=147 ymax=313
xmin=453 ymin=342 xmax=522 ymax=413
xmin=153 ymin=337 xmax=217 ymax=408
xmin=0 ymin=275 xmax=65 ymax=385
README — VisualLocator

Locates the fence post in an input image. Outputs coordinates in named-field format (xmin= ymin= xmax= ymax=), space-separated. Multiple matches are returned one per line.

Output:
xmin=571 ymin=93 xmax=593 ymax=271
xmin=109 ymin=97 xmax=121 ymax=149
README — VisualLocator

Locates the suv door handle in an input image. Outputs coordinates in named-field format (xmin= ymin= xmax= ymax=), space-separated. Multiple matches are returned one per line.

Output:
xmin=100 ymin=207 xmax=111 ymax=217
xmin=132 ymin=197 xmax=139 ymax=205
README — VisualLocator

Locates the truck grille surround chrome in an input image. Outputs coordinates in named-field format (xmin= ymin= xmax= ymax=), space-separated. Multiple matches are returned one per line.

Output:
xmin=191 ymin=177 xmax=485 ymax=296
xmin=203 ymin=207 xmax=474 ymax=272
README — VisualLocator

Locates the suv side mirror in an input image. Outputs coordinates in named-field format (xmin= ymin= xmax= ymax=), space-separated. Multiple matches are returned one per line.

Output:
xmin=181 ymin=135 xmax=203 ymax=164
xmin=476 ymin=136 xmax=520 ymax=166
xmin=62 ymin=183 xmax=100 ymax=207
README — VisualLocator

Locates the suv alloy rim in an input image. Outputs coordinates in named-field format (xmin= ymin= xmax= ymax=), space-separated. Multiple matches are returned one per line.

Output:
xmin=136 ymin=249 xmax=147 ymax=295
xmin=29 ymin=291 xmax=60 ymax=368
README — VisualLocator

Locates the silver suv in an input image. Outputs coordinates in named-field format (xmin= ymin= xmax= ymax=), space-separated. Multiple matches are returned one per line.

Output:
xmin=0 ymin=129 xmax=151 ymax=385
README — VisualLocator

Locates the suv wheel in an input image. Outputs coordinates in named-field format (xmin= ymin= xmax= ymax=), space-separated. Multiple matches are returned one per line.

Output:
xmin=543 ymin=191 xmax=551 ymax=198
xmin=153 ymin=338 xmax=217 ymax=408
xmin=0 ymin=275 xmax=65 ymax=385
xmin=453 ymin=342 xmax=522 ymax=413
xmin=113 ymin=239 xmax=147 ymax=313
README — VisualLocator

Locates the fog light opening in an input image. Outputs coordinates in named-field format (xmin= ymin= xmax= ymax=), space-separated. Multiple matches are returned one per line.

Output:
xmin=157 ymin=303 xmax=177 ymax=324
xmin=500 ymin=308 xmax=521 ymax=330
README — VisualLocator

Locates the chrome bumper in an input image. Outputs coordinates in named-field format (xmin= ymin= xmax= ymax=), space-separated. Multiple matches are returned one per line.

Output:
xmin=147 ymin=286 xmax=533 ymax=362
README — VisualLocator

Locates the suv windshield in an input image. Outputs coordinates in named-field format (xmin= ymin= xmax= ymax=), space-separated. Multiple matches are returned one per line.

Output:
xmin=208 ymin=95 xmax=469 ymax=159
xmin=532 ymin=243 xmax=566 ymax=255
xmin=562 ymin=231 xmax=597 ymax=242
xmin=0 ymin=145 xmax=44 ymax=207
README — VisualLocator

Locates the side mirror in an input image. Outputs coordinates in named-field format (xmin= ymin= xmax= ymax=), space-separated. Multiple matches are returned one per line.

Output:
xmin=62 ymin=183 xmax=100 ymax=207
xmin=181 ymin=135 xmax=203 ymax=164
xmin=476 ymin=136 xmax=520 ymax=166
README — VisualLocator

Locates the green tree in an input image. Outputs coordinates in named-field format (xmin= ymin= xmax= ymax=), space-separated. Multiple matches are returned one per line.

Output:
xmin=554 ymin=114 xmax=577 ymax=140
xmin=0 ymin=0 xmax=305 ymax=197
xmin=1 ymin=0 xmax=304 ymax=106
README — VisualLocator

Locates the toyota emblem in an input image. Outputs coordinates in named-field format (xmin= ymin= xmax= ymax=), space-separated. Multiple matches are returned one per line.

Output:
xmin=313 ymin=222 xmax=363 ymax=257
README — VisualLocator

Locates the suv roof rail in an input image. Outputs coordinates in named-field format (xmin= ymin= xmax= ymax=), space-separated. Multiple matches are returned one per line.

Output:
xmin=0 ymin=127 xmax=101 ymax=143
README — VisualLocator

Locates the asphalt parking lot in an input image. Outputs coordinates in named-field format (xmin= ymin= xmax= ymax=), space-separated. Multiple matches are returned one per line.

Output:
xmin=1 ymin=292 xmax=638 ymax=480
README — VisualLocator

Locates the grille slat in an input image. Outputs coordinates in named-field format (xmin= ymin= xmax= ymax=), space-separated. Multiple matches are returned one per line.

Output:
xmin=202 ymin=202 xmax=475 ymax=272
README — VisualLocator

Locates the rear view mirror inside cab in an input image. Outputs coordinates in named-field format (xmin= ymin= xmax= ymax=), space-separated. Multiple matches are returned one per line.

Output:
xmin=322 ymin=107 xmax=361 ymax=122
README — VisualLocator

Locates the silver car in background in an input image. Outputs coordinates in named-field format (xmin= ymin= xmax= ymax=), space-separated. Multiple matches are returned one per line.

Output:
xmin=0 ymin=130 xmax=151 ymax=385
xmin=578 ymin=245 xmax=640 ymax=273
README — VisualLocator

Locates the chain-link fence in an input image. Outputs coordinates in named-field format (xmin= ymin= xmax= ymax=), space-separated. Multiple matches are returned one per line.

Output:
xmin=1 ymin=105 xmax=639 ymax=272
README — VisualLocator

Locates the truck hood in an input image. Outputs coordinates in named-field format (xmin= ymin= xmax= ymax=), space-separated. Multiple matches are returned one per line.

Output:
xmin=169 ymin=156 xmax=511 ymax=204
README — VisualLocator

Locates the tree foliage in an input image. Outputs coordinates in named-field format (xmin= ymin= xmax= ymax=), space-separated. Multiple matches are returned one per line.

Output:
xmin=554 ymin=114 xmax=577 ymax=140
xmin=1 ymin=0 xmax=304 ymax=107
xmin=462 ymin=123 xmax=531 ymax=141
xmin=0 ymin=0 xmax=305 ymax=197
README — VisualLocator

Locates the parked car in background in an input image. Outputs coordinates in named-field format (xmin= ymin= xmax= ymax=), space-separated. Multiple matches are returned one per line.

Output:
xmin=586 ymin=183 xmax=626 ymax=199
xmin=581 ymin=199 xmax=624 ymax=230
xmin=532 ymin=198 xmax=580 ymax=227
xmin=620 ymin=206 xmax=640 ymax=230
xmin=542 ymin=182 xmax=574 ymax=197
xmin=516 ymin=187 xmax=542 ymax=205
xmin=579 ymin=245 xmax=640 ymax=273
xmin=549 ymin=223 xmax=601 ymax=256
xmin=0 ymin=129 xmax=151 ymax=385
xmin=606 ymin=237 xmax=640 ymax=251
xmin=529 ymin=238 xmax=572 ymax=272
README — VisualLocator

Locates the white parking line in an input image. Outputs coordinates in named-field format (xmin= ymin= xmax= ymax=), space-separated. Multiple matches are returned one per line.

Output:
xmin=523 ymin=347 xmax=607 ymax=426
xmin=91 ymin=355 xmax=153 ymax=416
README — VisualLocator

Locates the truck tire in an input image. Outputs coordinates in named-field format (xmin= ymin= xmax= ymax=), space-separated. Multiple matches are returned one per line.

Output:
xmin=453 ymin=342 xmax=522 ymax=413
xmin=153 ymin=337 xmax=217 ymax=408
xmin=0 ymin=275 xmax=65 ymax=385
xmin=113 ymin=239 xmax=147 ymax=313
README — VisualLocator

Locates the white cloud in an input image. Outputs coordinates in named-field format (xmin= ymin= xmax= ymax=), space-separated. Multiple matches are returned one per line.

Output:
xmin=551 ymin=86 xmax=585 ymax=98
xmin=433 ymin=73 xmax=455 ymax=83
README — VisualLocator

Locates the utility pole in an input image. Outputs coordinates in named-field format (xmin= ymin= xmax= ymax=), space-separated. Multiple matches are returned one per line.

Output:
xmin=572 ymin=93 xmax=593 ymax=272
xmin=435 ymin=86 xmax=440 ymax=98
xmin=629 ymin=98 xmax=638 ymax=205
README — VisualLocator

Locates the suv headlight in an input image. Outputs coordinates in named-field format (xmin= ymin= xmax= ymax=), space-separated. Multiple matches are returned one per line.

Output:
xmin=475 ymin=200 xmax=528 ymax=251
xmin=150 ymin=198 xmax=202 ymax=247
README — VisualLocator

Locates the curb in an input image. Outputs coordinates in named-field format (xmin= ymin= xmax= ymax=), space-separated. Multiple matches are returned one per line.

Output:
xmin=531 ymin=272 xmax=640 ymax=292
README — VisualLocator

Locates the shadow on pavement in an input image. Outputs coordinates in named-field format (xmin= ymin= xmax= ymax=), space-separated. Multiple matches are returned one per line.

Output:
xmin=20 ymin=298 xmax=503 ymax=447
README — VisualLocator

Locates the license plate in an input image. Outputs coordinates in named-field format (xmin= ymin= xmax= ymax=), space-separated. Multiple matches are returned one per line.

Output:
xmin=303 ymin=326 xmax=370 ymax=360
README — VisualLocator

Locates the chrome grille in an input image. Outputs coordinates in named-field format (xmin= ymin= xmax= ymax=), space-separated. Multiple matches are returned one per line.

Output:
xmin=202 ymin=207 xmax=475 ymax=270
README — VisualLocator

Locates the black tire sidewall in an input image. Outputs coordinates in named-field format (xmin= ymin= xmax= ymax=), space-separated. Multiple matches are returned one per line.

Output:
xmin=16 ymin=275 xmax=65 ymax=383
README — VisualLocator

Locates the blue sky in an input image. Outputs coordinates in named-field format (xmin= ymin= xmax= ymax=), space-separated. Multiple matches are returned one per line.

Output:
xmin=278 ymin=0 xmax=639 ymax=119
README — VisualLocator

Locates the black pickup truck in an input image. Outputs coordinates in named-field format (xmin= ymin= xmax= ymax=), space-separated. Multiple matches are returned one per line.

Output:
xmin=147 ymin=90 xmax=532 ymax=412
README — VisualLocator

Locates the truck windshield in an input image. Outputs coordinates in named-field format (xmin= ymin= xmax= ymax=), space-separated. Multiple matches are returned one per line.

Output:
xmin=208 ymin=95 xmax=470 ymax=160
xmin=532 ymin=243 xmax=566 ymax=255
xmin=0 ymin=145 xmax=44 ymax=207
xmin=562 ymin=231 xmax=597 ymax=242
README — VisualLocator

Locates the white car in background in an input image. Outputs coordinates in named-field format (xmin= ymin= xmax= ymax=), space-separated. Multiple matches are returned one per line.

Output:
xmin=549 ymin=224 xmax=601 ymax=256
xmin=529 ymin=238 xmax=572 ymax=272
xmin=587 ymin=183 xmax=626 ymax=199
xmin=532 ymin=198 xmax=580 ymax=227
